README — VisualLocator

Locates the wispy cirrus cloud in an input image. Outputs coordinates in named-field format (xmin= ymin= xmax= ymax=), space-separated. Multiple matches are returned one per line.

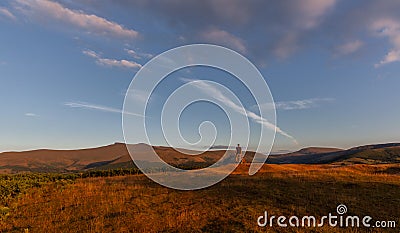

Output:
xmin=83 ymin=49 xmax=142 ymax=69
xmin=64 ymin=102 xmax=144 ymax=117
xmin=181 ymin=78 xmax=297 ymax=144
xmin=257 ymin=98 xmax=334 ymax=111
xmin=0 ymin=7 xmax=16 ymax=20
xmin=276 ymin=98 xmax=334 ymax=110
xmin=13 ymin=0 xmax=138 ymax=39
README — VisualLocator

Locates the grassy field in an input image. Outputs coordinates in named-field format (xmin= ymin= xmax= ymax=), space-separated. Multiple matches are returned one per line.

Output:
xmin=0 ymin=164 xmax=399 ymax=232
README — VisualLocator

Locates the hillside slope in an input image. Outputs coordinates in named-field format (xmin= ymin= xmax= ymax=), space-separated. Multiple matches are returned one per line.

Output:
xmin=0 ymin=143 xmax=257 ymax=173
xmin=267 ymin=143 xmax=400 ymax=164
xmin=1 ymin=142 xmax=399 ymax=173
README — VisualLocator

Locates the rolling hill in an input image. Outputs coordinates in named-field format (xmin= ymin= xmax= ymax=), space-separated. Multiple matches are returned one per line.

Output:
xmin=0 ymin=142 xmax=399 ymax=173
xmin=0 ymin=143 xmax=257 ymax=174
xmin=267 ymin=143 xmax=400 ymax=164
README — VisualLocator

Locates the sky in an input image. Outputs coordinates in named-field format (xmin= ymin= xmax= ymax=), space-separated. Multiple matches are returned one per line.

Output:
xmin=0 ymin=0 xmax=399 ymax=153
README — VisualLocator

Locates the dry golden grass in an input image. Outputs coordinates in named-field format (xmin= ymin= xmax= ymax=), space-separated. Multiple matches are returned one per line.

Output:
xmin=1 ymin=164 xmax=399 ymax=232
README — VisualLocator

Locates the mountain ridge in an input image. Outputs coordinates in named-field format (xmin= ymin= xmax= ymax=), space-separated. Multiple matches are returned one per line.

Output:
xmin=1 ymin=142 xmax=399 ymax=173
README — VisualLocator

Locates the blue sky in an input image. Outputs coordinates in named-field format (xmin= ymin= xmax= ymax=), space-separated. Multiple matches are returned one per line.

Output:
xmin=0 ymin=0 xmax=399 ymax=152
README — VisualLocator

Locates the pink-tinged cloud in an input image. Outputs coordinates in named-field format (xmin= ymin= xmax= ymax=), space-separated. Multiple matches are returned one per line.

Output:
xmin=273 ymin=32 xmax=299 ymax=59
xmin=274 ymin=0 xmax=337 ymax=59
xmin=0 ymin=7 xmax=16 ymax=20
xmin=371 ymin=18 xmax=400 ymax=67
xmin=375 ymin=50 xmax=400 ymax=67
xmin=201 ymin=28 xmax=247 ymax=54
xmin=294 ymin=0 xmax=337 ymax=30
xmin=335 ymin=40 xmax=364 ymax=56
xmin=14 ymin=0 xmax=138 ymax=39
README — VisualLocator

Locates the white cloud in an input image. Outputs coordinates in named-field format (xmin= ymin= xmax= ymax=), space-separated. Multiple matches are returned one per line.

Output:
xmin=14 ymin=0 xmax=138 ymax=39
xmin=181 ymin=78 xmax=297 ymax=144
xmin=256 ymin=98 xmax=334 ymax=111
xmin=0 ymin=7 xmax=16 ymax=20
xmin=335 ymin=40 xmax=363 ymax=56
xmin=25 ymin=113 xmax=39 ymax=117
xmin=375 ymin=50 xmax=400 ymax=67
xmin=371 ymin=18 xmax=400 ymax=67
xmin=200 ymin=28 xmax=247 ymax=53
xmin=124 ymin=49 xmax=153 ymax=60
xmin=275 ymin=98 xmax=334 ymax=110
xmin=83 ymin=49 xmax=142 ymax=69
xmin=64 ymin=102 xmax=144 ymax=117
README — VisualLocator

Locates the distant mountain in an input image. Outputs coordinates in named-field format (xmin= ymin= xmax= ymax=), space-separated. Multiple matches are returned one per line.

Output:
xmin=0 ymin=143 xmax=256 ymax=174
xmin=1 ymin=142 xmax=399 ymax=173
xmin=274 ymin=147 xmax=343 ymax=157
xmin=267 ymin=143 xmax=400 ymax=164
xmin=0 ymin=143 xmax=130 ymax=173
